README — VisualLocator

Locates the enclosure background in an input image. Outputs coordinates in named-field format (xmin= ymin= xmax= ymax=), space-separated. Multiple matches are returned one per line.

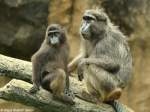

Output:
xmin=0 ymin=0 xmax=149 ymax=112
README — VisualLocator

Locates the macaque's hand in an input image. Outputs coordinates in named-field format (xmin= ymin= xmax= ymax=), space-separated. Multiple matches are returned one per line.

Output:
xmin=67 ymin=64 xmax=73 ymax=73
xmin=77 ymin=59 xmax=88 ymax=81
xmin=77 ymin=62 xmax=84 ymax=81
xmin=79 ymin=58 xmax=88 ymax=66
xmin=77 ymin=69 xmax=84 ymax=81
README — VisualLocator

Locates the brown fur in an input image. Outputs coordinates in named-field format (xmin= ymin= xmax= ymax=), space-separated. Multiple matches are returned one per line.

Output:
xmin=30 ymin=24 xmax=74 ymax=104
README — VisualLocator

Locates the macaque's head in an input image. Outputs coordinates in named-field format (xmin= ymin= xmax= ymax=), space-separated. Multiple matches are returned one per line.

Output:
xmin=80 ymin=9 xmax=109 ymax=40
xmin=46 ymin=24 xmax=66 ymax=47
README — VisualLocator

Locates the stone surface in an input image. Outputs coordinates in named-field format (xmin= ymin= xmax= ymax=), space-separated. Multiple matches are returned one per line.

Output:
xmin=0 ymin=0 xmax=49 ymax=60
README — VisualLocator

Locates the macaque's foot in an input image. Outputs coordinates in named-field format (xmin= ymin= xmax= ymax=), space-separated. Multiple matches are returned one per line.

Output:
xmin=81 ymin=91 xmax=101 ymax=104
xmin=78 ymin=73 xmax=84 ymax=81
xmin=106 ymin=88 xmax=122 ymax=101
xmin=53 ymin=94 xmax=75 ymax=105
xmin=64 ymin=88 xmax=75 ymax=99
xmin=29 ymin=86 xmax=39 ymax=94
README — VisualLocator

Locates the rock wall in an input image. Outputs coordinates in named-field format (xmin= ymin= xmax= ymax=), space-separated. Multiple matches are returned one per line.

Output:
xmin=0 ymin=0 xmax=49 ymax=60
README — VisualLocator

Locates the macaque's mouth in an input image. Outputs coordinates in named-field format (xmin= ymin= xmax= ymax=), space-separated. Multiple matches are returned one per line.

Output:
xmin=50 ymin=36 xmax=59 ymax=44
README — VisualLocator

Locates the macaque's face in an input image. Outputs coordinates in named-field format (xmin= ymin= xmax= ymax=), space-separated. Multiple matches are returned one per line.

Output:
xmin=80 ymin=10 xmax=107 ymax=40
xmin=46 ymin=24 xmax=65 ymax=46
xmin=48 ymin=30 xmax=61 ymax=45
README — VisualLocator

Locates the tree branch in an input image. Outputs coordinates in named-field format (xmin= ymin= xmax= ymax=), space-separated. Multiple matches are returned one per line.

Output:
xmin=0 ymin=79 xmax=114 ymax=112
xmin=0 ymin=54 xmax=133 ymax=112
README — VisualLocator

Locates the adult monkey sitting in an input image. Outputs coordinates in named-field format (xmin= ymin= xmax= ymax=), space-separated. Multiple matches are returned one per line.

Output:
xmin=68 ymin=9 xmax=132 ymax=111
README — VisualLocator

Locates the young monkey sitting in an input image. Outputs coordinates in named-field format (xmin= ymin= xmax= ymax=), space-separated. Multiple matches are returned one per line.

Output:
xmin=29 ymin=24 xmax=75 ymax=105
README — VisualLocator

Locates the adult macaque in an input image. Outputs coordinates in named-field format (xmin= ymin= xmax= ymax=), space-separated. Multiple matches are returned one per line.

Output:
xmin=68 ymin=9 xmax=132 ymax=110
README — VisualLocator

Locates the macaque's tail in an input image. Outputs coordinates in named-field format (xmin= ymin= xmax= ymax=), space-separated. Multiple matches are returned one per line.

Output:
xmin=107 ymin=100 xmax=127 ymax=112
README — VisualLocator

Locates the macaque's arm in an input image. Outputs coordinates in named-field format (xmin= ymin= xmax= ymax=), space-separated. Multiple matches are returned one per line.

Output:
xmin=68 ymin=54 xmax=85 ymax=72
xmin=30 ymin=44 xmax=49 ymax=94
xmin=68 ymin=39 xmax=86 ymax=72
xmin=80 ymin=56 xmax=120 ymax=72
xmin=31 ymin=54 xmax=42 ymax=88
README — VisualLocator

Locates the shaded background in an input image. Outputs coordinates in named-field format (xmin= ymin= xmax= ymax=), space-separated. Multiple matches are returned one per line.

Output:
xmin=0 ymin=0 xmax=150 ymax=112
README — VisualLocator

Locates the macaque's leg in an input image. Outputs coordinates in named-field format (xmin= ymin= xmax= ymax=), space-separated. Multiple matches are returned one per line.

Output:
xmin=89 ymin=65 xmax=122 ymax=101
xmin=64 ymin=68 xmax=74 ymax=99
xmin=50 ymin=69 xmax=66 ymax=95
xmin=76 ymin=68 xmax=101 ymax=104
xmin=83 ymin=81 xmax=102 ymax=104
xmin=50 ymin=69 xmax=75 ymax=105
xmin=76 ymin=88 xmax=101 ymax=104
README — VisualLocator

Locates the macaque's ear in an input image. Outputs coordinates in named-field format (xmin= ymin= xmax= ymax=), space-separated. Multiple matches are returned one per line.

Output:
xmin=45 ymin=25 xmax=50 ymax=38
xmin=59 ymin=26 xmax=67 ymax=44
xmin=60 ymin=31 xmax=66 ymax=44
xmin=62 ymin=27 xmax=66 ymax=33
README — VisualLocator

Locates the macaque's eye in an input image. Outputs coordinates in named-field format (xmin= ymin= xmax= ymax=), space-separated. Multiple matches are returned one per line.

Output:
xmin=99 ymin=18 xmax=106 ymax=22
xmin=98 ymin=17 xmax=107 ymax=22
xmin=48 ymin=32 xmax=60 ymax=37
xmin=48 ymin=33 xmax=52 ymax=37
xmin=53 ymin=32 xmax=60 ymax=37
xmin=83 ymin=16 xmax=96 ymax=22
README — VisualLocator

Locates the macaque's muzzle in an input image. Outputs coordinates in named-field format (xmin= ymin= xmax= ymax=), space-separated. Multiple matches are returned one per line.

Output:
xmin=48 ymin=30 xmax=60 ymax=45
xmin=50 ymin=36 xmax=59 ymax=45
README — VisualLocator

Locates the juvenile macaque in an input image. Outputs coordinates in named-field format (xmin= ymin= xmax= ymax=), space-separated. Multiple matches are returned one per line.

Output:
xmin=30 ymin=24 xmax=74 ymax=105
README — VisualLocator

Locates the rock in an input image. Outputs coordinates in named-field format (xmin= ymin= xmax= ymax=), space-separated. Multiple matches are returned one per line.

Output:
xmin=0 ymin=0 xmax=49 ymax=60
xmin=48 ymin=0 xmax=72 ymax=26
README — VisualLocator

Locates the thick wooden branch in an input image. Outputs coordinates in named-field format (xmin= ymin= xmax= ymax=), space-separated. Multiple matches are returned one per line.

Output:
xmin=0 ymin=79 xmax=113 ymax=112
xmin=0 ymin=54 xmax=32 ymax=82
xmin=0 ymin=54 xmax=85 ymax=96
xmin=0 ymin=54 xmax=133 ymax=112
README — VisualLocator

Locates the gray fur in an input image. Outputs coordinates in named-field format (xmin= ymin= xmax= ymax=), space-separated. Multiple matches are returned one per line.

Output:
xmin=78 ymin=9 xmax=132 ymax=101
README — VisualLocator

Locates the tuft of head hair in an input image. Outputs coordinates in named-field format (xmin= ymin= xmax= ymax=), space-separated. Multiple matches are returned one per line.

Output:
xmin=45 ymin=24 xmax=65 ymax=38
xmin=45 ymin=24 xmax=67 ymax=45
xmin=95 ymin=8 xmax=105 ymax=13
xmin=93 ymin=8 xmax=126 ymax=39
xmin=47 ymin=24 xmax=62 ymax=32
